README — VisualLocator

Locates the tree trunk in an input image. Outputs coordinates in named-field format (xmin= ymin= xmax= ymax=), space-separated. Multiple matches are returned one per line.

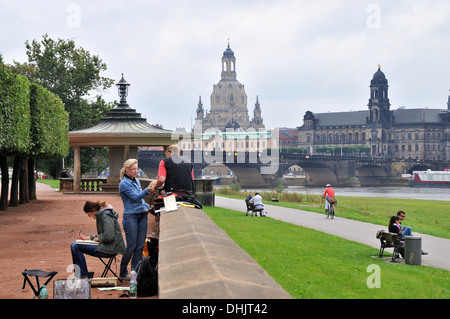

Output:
xmin=19 ymin=158 xmax=29 ymax=204
xmin=28 ymin=159 xmax=37 ymax=200
xmin=0 ymin=157 xmax=9 ymax=211
xmin=9 ymin=156 xmax=21 ymax=207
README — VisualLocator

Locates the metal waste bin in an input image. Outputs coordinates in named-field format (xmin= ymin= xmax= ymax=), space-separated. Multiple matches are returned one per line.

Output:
xmin=404 ymin=236 xmax=422 ymax=265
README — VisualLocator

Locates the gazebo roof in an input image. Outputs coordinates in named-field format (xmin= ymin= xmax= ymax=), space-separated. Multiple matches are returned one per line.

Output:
xmin=69 ymin=106 xmax=174 ymax=146
xmin=69 ymin=75 xmax=176 ymax=147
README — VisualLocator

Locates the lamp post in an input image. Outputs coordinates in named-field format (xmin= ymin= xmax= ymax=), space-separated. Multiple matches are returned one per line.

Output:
xmin=116 ymin=73 xmax=130 ymax=107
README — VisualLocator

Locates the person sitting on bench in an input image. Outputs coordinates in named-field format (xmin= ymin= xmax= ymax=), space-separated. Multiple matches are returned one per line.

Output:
xmin=70 ymin=201 xmax=126 ymax=278
xmin=249 ymin=192 xmax=266 ymax=217
xmin=388 ymin=216 xmax=403 ymax=237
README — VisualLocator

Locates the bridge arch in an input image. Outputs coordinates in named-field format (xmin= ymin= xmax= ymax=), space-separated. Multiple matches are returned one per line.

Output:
xmin=284 ymin=160 xmax=338 ymax=187
xmin=353 ymin=163 xmax=389 ymax=186
xmin=404 ymin=163 xmax=433 ymax=174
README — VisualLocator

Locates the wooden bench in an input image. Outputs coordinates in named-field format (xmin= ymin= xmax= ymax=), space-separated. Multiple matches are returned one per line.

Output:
xmin=376 ymin=230 xmax=404 ymax=262
xmin=245 ymin=201 xmax=264 ymax=217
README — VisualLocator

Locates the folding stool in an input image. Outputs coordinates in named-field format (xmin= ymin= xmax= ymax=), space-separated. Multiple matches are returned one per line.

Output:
xmin=98 ymin=256 xmax=122 ymax=282
xmin=22 ymin=269 xmax=58 ymax=298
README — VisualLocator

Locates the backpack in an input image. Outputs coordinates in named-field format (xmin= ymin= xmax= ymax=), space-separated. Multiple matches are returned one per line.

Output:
xmin=136 ymin=256 xmax=158 ymax=297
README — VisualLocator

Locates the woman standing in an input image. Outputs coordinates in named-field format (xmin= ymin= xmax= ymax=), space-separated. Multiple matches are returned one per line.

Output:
xmin=71 ymin=200 xmax=125 ymax=278
xmin=119 ymin=159 xmax=152 ymax=280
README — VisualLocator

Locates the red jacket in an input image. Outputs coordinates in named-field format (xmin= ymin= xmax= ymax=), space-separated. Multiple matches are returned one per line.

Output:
xmin=323 ymin=187 xmax=335 ymax=198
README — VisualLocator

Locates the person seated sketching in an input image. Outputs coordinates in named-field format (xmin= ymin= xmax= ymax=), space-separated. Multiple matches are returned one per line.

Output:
xmin=70 ymin=201 xmax=125 ymax=278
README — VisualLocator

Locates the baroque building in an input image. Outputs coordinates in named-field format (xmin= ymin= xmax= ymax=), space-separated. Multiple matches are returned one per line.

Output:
xmin=298 ymin=66 xmax=450 ymax=162
xmin=194 ymin=42 xmax=264 ymax=131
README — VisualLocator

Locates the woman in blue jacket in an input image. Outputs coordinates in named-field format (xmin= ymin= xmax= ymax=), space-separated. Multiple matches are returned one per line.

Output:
xmin=118 ymin=159 xmax=152 ymax=280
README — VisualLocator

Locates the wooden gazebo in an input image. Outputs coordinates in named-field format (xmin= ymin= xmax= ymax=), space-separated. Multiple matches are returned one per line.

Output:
xmin=68 ymin=74 xmax=175 ymax=193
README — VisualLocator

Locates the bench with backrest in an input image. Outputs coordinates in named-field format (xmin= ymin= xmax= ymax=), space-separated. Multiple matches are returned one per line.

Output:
xmin=245 ymin=201 xmax=264 ymax=217
xmin=376 ymin=230 xmax=404 ymax=261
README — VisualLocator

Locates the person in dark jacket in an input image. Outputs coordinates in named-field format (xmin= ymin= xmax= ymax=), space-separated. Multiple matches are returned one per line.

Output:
xmin=388 ymin=216 xmax=402 ymax=235
xmin=150 ymin=144 xmax=194 ymax=196
xmin=71 ymin=200 xmax=125 ymax=278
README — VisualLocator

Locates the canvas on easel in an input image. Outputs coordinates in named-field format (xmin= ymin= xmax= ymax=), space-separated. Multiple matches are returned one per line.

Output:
xmin=163 ymin=194 xmax=178 ymax=212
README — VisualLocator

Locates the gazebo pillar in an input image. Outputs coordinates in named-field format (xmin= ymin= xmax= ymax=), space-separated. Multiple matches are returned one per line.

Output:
xmin=102 ymin=145 xmax=139 ymax=193
xmin=108 ymin=146 xmax=125 ymax=184
xmin=73 ymin=145 xmax=81 ymax=193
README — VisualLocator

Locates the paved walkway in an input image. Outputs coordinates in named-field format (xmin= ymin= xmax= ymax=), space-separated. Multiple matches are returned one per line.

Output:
xmin=215 ymin=196 xmax=450 ymax=271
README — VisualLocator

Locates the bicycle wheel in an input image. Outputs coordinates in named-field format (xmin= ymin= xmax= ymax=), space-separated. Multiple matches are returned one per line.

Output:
xmin=326 ymin=207 xmax=330 ymax=219
xmin=330 ymin=205 xmax=335 ymax=219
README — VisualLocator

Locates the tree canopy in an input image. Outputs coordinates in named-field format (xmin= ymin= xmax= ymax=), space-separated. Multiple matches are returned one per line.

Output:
xmin=0 ymin=63 xmax=70 ymax=210
xmin=8 ymin=34 xmax=117 ymax=177
xmin=1 ymin=34 xmax=116 ymax=209
xmin=23 ymin=33 xmax=114 ymax=131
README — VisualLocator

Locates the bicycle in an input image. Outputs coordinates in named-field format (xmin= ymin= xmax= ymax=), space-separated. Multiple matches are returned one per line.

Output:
xmin=326 ymin=198 xmax=336 ymax=219
xmin=326 ymin=204 xmax=335 ymax=219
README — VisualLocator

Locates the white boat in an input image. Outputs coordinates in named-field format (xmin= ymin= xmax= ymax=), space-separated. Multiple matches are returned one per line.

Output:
xmin=408 ymin=169 xmax=450 ymax=187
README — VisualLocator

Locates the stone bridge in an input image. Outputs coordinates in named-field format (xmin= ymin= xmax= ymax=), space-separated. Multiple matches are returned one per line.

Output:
xmin=138 ymin=150 xmax=447 ymax=187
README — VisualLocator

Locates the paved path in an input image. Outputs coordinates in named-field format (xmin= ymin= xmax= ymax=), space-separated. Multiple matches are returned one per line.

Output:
xmin=215 ymin=196 xmax=450 ymax=271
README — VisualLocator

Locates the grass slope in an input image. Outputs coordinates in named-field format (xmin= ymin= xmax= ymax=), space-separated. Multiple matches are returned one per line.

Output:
xmin=204 ymin=206 xmax=450 ymax=299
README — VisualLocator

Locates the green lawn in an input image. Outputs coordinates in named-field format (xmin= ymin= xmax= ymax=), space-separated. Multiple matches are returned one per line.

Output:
xmin=216 ymin=190 xmax=450 ymax=239
xmin=37 ymin=179 xmax=60 ymax=189
xmin=204 ymin=206 xmax=450 ymax=299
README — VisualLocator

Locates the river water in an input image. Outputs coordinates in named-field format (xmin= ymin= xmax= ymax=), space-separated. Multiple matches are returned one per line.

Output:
xmin=241 ymin=186 xmax=450 ymax=201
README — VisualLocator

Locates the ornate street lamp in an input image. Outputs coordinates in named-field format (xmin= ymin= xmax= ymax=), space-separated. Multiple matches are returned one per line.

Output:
xmin=116 ymin=73 xmax=130 ymax=107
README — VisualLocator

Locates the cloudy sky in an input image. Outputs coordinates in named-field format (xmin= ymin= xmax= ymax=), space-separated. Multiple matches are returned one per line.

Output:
xmin=1 ymin=0 xmax=449 ymax=131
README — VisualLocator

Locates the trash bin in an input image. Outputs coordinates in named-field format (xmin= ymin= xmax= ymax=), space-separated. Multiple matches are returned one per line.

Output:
xmin=404 ymin=236 xmax=422 ymax=265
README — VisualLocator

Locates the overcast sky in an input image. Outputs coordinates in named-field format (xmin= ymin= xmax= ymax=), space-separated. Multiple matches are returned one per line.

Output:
xmin=1 ymin=0 xmax=449 ymax=131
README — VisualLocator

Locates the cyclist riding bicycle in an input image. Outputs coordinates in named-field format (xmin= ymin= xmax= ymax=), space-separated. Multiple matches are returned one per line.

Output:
xmin=323 ymin=184 xmax=336 ymax=213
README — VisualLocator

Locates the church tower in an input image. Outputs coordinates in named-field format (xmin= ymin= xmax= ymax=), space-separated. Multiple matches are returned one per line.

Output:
xmin=196 ymin=42 xmax=264 ymax=131
xmin=367 ymin=65 xmax=391 ymax=124
xmin=195 ymin=96 xmax=204 ymax=120
xmin=251 ymin=96 xmax=264 ymax=129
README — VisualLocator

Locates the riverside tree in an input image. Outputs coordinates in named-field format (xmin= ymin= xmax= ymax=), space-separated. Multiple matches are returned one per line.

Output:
xmin=0 ymin=63 xmax=69 ymax=210
xmin=11 ymin=34 xmax=115 ymax=177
